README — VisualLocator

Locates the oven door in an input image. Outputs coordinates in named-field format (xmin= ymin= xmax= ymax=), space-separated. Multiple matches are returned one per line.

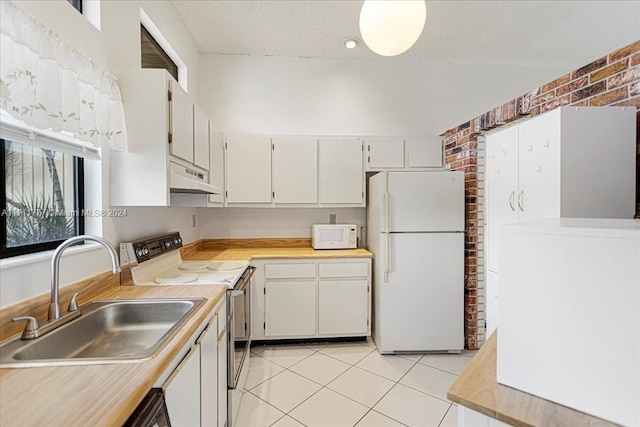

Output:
xmin=227 ymin=265 xmax=255 ymax=389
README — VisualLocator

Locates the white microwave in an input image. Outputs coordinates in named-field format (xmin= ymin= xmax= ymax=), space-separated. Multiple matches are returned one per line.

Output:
xmin=312 ymin=224 xmax=357 ymax=249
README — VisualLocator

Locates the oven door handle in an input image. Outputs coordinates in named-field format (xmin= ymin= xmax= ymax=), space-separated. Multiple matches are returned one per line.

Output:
xmin=234 ymin=265 xmax=255 ymax=292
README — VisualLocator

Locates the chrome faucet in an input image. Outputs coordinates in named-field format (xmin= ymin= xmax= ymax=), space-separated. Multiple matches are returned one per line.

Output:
xmin=12 ymin=235 xmax=121 ymax=339
xmin=49 ymin=235 xmax=121 ymax=320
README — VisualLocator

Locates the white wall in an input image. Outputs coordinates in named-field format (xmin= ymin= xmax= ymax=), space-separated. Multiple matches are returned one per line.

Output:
xmin=198 ymin=54 xmax=568 ymax=137
xmin=199 ymin=208 xmax=365 ymax=240
xmin=0 ymin=0 xmax=202 ymax=308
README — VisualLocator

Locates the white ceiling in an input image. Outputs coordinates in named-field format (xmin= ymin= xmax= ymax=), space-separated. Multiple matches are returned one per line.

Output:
xmin=171 ymin=1 xmax=640 ymax=67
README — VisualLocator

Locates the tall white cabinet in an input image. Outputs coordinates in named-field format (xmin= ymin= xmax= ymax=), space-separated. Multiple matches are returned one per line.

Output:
xmin=484 ymin=106 xmax=636 ymax=336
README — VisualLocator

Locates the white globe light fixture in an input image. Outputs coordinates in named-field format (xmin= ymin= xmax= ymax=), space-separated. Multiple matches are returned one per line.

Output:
xmin=359 ymin=0 xmax=427 ymax=57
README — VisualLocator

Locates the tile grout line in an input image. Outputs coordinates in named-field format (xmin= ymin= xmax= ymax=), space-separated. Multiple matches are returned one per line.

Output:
xmin=436 ymin=403 xmax=455 ymax=427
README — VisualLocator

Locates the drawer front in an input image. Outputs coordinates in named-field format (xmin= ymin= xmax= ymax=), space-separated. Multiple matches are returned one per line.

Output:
xmin=319 ymin=262 xmax=369 ymax=278
xmin=265 ymin=263 xmax=316 ymax=279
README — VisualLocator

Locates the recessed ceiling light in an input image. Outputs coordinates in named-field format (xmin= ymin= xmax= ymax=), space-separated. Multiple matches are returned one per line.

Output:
xmin=344 ymin=38 xmax=358 ymax=49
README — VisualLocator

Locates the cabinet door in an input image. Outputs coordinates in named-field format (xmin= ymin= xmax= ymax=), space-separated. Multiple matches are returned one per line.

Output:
xmin=194 ymin=105 xmax=210 ymax=170
xmin=319 ymin=280 xmax=369 ymax=335
xmin=265 ymin=281 xmax=316 ymax=337
xmin=226 ymin=135 xmax=272 ymax=203
xmin=164 ymin=345 xmax=201 ymax=427
xmin=217 ymin=330 xmax=227 ymax=427
xmin=208 ymin=123 xmax=225 ymax=205
xmin=199 ymin=316 xmax=218 ymax=427
xmin=518 ymin=111 xmax=561 ymax=222
xmin=406 ymin=138 xmax=442 ymax=168
xmin=485 ymin=126 xmax=519 ymax=272
xmin=272 ymin=137 xmax=318 ymax=203
xmin=485 ymin=269 xmax=499 ymax=338
xmin=319 ymin=138 xmax=364 ymax=204
xmin=365 ymin=137 xmax=404 ymax=170
xmin=169 ymin=80 xmax=194 ymax=163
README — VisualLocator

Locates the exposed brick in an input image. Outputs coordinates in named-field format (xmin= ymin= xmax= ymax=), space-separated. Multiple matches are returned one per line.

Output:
xmin=541 ymin=94 xmax=570 ymax=113
xmin=631 ymin=82 xmax=640 ymax=97
xmin=540 ymin=73 xmax=571 ymax=93
xmin=590 ymin=87 xmax=628 ymax=106
xmin=530 ymin=105 xmax=541 ymax=116
xmin=570 ymin=81 xmax=606 ymax=102
xmin=531 ymin=90 xmax=556 ymax=107
xmin=608 ymin=68 xmax=640 ymax=90
xmin=632 ymin=53 xmax=640 ymax=67
xmin=590 ymin=59 xmax=629 ymax=83
xmin=609 ymin=40 xmax=640 ymax=63
xmin=572 ymin=56 xmax=607 ymax=79
xmin=613 ymin=96 xmax=640 ymax=108
xmin=556 ymin=76 xmax=588 ymax=96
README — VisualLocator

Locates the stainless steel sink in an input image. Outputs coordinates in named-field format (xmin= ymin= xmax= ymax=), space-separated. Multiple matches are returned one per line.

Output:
xmin=0 ymin=298 xmax=205 ymax=368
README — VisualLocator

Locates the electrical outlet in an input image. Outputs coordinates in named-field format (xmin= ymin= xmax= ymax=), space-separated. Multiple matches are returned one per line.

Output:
xmin=329 ymin=213 xmax=337 ymax=224
xmin=192 ymin=214 xmax=197 ymax=228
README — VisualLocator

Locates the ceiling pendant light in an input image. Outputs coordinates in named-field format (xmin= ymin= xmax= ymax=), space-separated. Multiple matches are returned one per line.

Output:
xmin=359 ymin=0 xmax=427 ymax=57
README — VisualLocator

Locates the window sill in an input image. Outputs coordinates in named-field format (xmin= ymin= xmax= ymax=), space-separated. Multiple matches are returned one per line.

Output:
xmin=0 ymin=242 xmax=105 ymax=271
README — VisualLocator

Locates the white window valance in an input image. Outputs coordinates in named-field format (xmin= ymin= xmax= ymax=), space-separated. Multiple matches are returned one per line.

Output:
xmin=0 ymin=0 xmax=127 ymax=151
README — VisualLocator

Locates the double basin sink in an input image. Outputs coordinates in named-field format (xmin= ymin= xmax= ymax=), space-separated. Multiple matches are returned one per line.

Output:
xmin=0 ymin=298 xmax=205 ymax=368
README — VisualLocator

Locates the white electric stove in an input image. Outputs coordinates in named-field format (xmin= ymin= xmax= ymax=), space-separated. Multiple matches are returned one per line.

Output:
xmin=120 ymin=232 xmax=254 ymax=427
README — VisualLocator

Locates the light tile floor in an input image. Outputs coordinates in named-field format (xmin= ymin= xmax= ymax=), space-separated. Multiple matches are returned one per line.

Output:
xmin=235 ymin=339 xmax=476 ymax=427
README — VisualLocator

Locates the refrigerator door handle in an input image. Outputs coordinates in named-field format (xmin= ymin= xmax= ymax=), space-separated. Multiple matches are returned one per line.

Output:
xmin=384 ymin=233 xmax=390 ymax=283
xmin=383 ymin=192 xmax=390 ymax=233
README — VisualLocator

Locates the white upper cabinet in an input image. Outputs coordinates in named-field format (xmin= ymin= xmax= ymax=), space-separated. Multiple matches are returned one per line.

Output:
xmin=272 ymin=136 xmax=318 ymax=204
xmin=319 ymin=138 xmax=364 ymax=205
xmin=112 ymin=70 xmax=216 ymax=206
xmin=365 ymin=137 xmax=404 ymax=170
xmin=193 ymin=105 xmax=210 ymax=171
xmin=169 ymin=80 xmax=194 ymax=164
xmin=364 ymin=137 xmax=443 ymax=171
xmin=225 ymin=135 xmax=272 ymax=204
xmin=406 ymin=138 xmax=443 ymax=168
xmin=208 ymin=123 xmax=225 ymax=206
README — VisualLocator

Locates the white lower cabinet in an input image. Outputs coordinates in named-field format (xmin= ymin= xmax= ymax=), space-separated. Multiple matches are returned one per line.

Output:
xmin=164 ymin=345 xmax=201 ymax=427
xmin=318 ymin=280 xmax=368 ymax=335
xmin=217 ymin=309 xmax=227 ymax=427
xmin=253 ymin=258 xmax=372 ymax=340
xmin=199 ymin=316 xmax=218 ymax=427
xmin=155 ymin=299 xmax=226 ymax=427
xmin=265 ymin=281 xmax=316 ymax=337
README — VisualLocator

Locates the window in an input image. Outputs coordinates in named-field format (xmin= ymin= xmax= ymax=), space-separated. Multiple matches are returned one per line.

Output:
xmin=67 ymin=0 xmax=82 ymax=13
xmin=1 ymin=139 xmax=84 ymax=258
xmin=141 ymin=25 xmax=179 ymax=81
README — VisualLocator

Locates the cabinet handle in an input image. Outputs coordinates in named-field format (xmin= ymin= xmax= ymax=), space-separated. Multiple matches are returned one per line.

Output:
xmin=509 ymin=191 xmax=515 ymax=212
xmin=518 ymin=190 xmax=524 ymax=212
xmin=544 ymin=139 xmax=550 ymax=148
xmin=528 ymin=146 xmax=533 ymax=152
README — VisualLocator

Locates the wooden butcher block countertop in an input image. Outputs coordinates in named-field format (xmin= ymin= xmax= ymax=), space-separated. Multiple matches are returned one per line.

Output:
xmin=0 ymin=285 xmax=226 ymax=427
xmin=447 ymin=333 xmax=617 ymax=427
xmin=184 ymin=238 xmax=373 ymax=261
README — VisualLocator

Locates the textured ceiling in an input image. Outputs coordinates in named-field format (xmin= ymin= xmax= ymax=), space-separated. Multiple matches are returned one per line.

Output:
xmin=171 ymin=0 xmax=640 ymax=67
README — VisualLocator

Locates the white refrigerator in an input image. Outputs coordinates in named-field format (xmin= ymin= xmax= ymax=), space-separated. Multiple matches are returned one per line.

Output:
xmin=368 ymin=171 xmax=465 ymax=353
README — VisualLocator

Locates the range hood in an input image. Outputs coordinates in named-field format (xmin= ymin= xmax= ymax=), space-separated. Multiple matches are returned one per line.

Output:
xmin=169 ymin=161 xmax=221 ymax=195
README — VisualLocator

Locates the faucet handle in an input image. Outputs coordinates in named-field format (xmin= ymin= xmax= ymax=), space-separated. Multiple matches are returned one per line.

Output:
xmin=12 ymin=316 xmax=39 ymax=339
xmin=68 ymin=293 xmax=80 ymax=312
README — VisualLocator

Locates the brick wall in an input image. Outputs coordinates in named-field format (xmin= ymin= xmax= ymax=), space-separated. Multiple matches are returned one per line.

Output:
xmin=443 ymin=39 xmax=640 ymax=350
